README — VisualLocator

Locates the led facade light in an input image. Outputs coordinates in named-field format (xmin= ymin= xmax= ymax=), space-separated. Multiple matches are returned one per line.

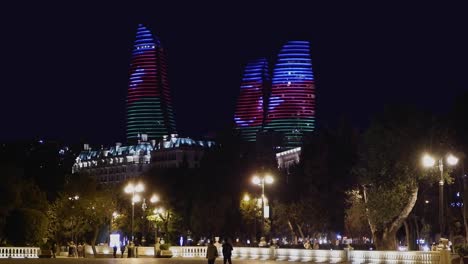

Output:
xmin=264 ymin=40 xmax=315 ymax=148
xmin=126 ymin=24 xmax=176 ymax=141
xmin=234 ymin=58 xmax=270 ymax=141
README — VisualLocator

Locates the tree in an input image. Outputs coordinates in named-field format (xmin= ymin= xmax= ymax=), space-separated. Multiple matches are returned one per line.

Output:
xmin=239 ymin=194 xmax=262 ymax=240
xmin=47 ymin=174 xmax=116 ymax=256
xmin=5 ymin=208 xmax=48 ymax=246
xmin=344 ymin=189 xmax=371 ymax=242
xmin=353 ymin=106 xmax=450 ymax=250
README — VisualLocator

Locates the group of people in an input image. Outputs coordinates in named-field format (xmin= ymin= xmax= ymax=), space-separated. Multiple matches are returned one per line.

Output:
xmin=206 ymin=239 xmax=233 ymax=264
xmin=68 ymin=241 xmax=85 ymax=257
xmin=113 ymin=241 xmax=140 ymax=258
xmin=303 ymin=240 xmax=320 ymax=250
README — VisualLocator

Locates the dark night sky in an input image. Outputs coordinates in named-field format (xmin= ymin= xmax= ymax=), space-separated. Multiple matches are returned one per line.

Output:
xmin=1 ymin=2 xmax=467 ymax=144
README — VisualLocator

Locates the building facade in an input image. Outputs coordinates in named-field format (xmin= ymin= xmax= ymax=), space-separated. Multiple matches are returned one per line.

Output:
xmin=151 ymin=134 xmax=215 ymax=169
xmin=264 ymin=40 xmax=315 ymax=148
xmin=72 ymin=134 xmax=214 ymax=184
xmin=234 ymin=58 xmax=270 ymax=141
xmin=126 ymin=24 xmax=176 ymax=141
xmin=276 ymin=146 xmax=301 ymax=170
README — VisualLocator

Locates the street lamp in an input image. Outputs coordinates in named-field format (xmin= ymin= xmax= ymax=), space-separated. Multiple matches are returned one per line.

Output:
xmin=252 ymin=174 xmax=274 ymax=236
xmin=422 ymin=153 xmax=458 ymax=238
xmin=68 ymin=195 xmax=79 ymax=243
xmin=152 ymin=207 xmax=164 ymax=245
xmin=124 ymin=182 xmax=144 ymax=241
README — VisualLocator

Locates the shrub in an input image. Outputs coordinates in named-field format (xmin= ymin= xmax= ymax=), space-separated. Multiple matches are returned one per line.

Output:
xmin=455 ymin=245 xmax=468 ymax=257
xmin=160 ymin=243 xmax=171 ymax=250
xmin=5 ymin=208 xmax=48 ymax=246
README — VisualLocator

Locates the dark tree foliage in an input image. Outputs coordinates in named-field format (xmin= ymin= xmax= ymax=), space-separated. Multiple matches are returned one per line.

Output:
xmin=5 ymin=208 xmax=48 ymax=246
xmin=0 ymin=164 xmax=48 ymax=245
xmin=275 ymin=118 xmax=359 ymax=238
xmin=353 ymin=105 xmax=451 ymax=250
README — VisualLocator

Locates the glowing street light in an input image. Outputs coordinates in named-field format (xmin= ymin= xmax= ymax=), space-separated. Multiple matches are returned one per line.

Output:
xmin=124 ymin=182 xmax=145 ymax=241
xmin=150 ymin=194 xmax=160 ymax=203
xmin=447 ymin=154 xmax=459 ymax=166
xmin=421 ymin=153 xmax=458 ymax=238
xmin=251 ymin=173 xmax=274 ymax=237
xmin=422 ymin=154 xmax=436 ymax=168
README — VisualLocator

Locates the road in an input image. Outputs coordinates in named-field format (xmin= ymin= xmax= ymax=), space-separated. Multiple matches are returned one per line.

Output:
xmin=0 ymin=258 xmax=307 ymax=264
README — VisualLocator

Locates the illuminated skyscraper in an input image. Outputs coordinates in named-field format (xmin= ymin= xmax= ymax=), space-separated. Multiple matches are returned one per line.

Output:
xmin=126 ymin=24 xmax=176 ymax=141
xmin=264 ymin=41 xmax=315 ymax=148
xmin=234 ymin=58 xmax=270 ymax=141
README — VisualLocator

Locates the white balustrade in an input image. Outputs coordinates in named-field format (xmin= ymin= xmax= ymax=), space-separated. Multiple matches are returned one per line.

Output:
xmin=169 ymin=246 xmax=443 ymax=264
xmin=0 ymin=247 xmax=39 ymax=258
xmin=348 ymin=250 xmax=441 ymax=264
xmin=169 ymin=246 xmax=207 ymax=257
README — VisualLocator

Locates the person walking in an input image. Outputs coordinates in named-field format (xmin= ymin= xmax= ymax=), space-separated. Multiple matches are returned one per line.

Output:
xmin=113 ymin=245 xmax=118 ymax=258
xmin=206 ymin=240 xmax=219 ymax=264
xmin=77 ymin=243 xmax=83 ymax=258
xmin=222 ymin=238 xmax=233 ymax=264
xmin=120 ymin=243 xmax=126 ymax=258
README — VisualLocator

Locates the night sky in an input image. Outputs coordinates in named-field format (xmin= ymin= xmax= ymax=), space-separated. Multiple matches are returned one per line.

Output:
xmin=1 ymin=2 xmax=467 ymax=144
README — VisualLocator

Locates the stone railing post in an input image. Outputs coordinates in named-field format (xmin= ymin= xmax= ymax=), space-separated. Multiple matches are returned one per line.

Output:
xmin=439 ymin=249 xmax=450 ymax=264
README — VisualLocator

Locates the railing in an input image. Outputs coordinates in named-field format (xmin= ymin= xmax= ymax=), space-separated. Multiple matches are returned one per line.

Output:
xmin=0 ymin=247 xmax=39 ymax=258
xmin=169 ymin=246 xmax=445 ymax=264
xmin=348 ymin=250 xmax=441 ymax=264
xmin=170 ymin=246 xmax=207 ymax=257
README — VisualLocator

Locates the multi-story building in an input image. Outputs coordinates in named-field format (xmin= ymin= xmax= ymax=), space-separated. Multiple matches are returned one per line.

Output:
xmin=126 ymin=24 xmax=176 ymax=141
xmin=234 ymin=41 xmax=316 ymax=149
xmin=264 ymin=40 xmax=315 ymax=148
xmin=276 ymin=146 xmax=301 ymax=171
xmin=72 ymin=134 xmax=154 ymax=184
xmin=234 ymin=58 xmax=270 ymax=141
xmin=151 ymin=134 xmax=215 ymax=169
xmin=72 ymin=134 xmax=214 ymax=184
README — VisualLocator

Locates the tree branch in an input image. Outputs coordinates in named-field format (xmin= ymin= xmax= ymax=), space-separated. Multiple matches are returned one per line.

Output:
xmin=388 ymin=185 xmax=418 ymax=234
xmin=361 ymin=185 xmax=376 ymax=234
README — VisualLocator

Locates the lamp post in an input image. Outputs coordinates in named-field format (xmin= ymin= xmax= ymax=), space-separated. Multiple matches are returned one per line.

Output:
xmin=68 ymin=195 xmax=79 ymax=243
xmin=152 ymin=207 xmax=164 ymax=244
xmin=422 ymin=153 xmax=458 ymax=238
xmin=252 ymin=174 xmax=274 ymax=236
xmin=124 ymin=182 xmax=144 ymax=242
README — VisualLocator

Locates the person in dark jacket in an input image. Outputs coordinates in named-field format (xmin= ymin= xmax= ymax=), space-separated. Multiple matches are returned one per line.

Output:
xmin=222 ymin=239 xmax=233 ymax=264
xmin=206 ymin=240 xmax=218 ymax=264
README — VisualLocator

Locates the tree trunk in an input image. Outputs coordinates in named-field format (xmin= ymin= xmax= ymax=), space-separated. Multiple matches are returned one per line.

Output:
xmin=373 ymin=229 xmax=397 ymax=250
xmin=404 ymin=220 xmax=411 ymax=250
xmin=91 ymin=226 xmax=99 ymax=257
xmin=363 ymin=185 xmax=419 ymax=250
xmin=413 ymin=217 xmax=420 ymax=244
xmin=287 ymin=220 xmax=295 ymax=242
xmin=296 ymin=223 xmax=305 ymax=241
xmin=463 ymin=173 xmax=468 ymax=243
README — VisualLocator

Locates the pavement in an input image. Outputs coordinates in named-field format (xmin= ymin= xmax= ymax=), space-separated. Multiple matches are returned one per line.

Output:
xmin=0 ymin=258 xmax=306 ymax=264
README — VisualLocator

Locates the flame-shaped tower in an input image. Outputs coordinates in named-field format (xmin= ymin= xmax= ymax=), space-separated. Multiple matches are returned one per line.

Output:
xmin=126 ymin=24 xmax=176 ymax=141
xmin=264 ymin=40 xmax=315 ymax=148
xmin=234 ymin=58 xmax=270 ymax=141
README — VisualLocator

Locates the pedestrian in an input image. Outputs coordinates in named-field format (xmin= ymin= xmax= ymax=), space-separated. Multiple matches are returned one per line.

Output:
xmin=128 ymin=241 xmax=134 ymax=258
xmin=77 ymin=243 xmax=83 ymax=257
xmin=113 ymin=245 xmax=118 ymax=258
xmin=68 ymin=241 xmax=73 ymax=257
xmin=120 ymin=243 xmax=126 ymax=258
xmin=206 ymin=239 xmax=219 ymax=264
xmin=50 ymin=242 xmax=56 ymax=258
xmin=134 ymin=238 xmax=139 ymax=258
xmin=154 ymin=238 xmax=161 ymax=257
xmin=313 ymin=241 xmax=319 ymax=250
xmin=222 ymin=238 xmax=233 ymax=264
